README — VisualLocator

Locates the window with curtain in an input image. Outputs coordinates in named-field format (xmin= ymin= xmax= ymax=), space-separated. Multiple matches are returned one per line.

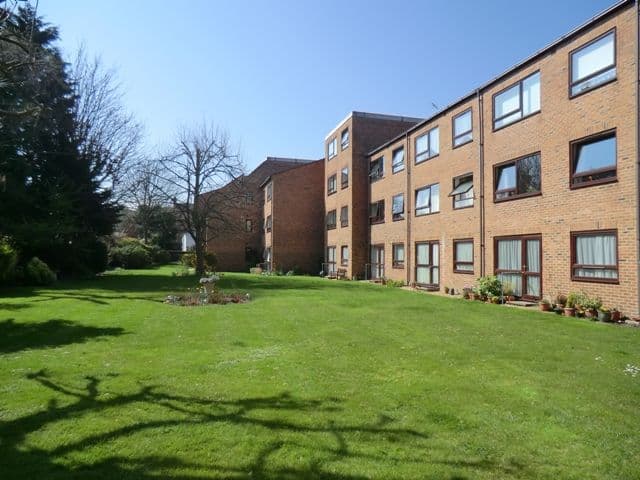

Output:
xmin=496 ymin=239 xmax=522 ymax=296
xmin=327 ymin=138 xmax=337 ymax=159
xmin=340 ymin=206 xmax=348 ymax=227
xmin=415 ymin=127 xmax=439 ymax=163
xmin=493 ymin=71 xmax=540 ymax=129
xmin=327 ymin=174 xmax=337 ymax=195
xmin=341 ymin=166 xmax=349 ymax=188
xmin=369 ymin=157 xmax=384 ymax=182
xmin=570 ymin=30 xmax=616 ymax=96
xmin=326 ymin=246 xmax=336 ymax=273
xmin=416 ymin=242 xmax=439 ymax=287
xmin=392 ymin=147 xmax=405 ymax=173
xmin=453 ymin=109 xmax=472 ymax=147
xmin=393 ymin=243 xmax=405 ymax=268
xmin=369 ymin=200 xmax=385 ymax=224
xmin=341 ymin=128 xmax=349 ymax=150
xmin=265 ymin=215 xmax=272 ymax=232
xmin=571 ymin=131 xmax=616 ymax=187
xmin=340 ymin=245 xmax=349 ymax=266
xmin=326 ymin=210 xmax=336 ymax=230
xmin=454 ymin=240 xmax=474 ymax=273
xmin=415 ymin=184 xmax=440 ymax=216
xmin=392 ymin=194 xmax=404 ymax=220
xmin=450 ymin=174 xmax=474 ymax=209
xmin=572 ymin=231 xmax=618 ymax=281
xmin=494 ymin=153 xmax=541 ymax=201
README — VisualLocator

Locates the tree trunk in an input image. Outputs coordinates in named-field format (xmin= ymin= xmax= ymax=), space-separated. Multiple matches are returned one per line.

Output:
xmin=195 ymin=237 xmax=205 ymax=276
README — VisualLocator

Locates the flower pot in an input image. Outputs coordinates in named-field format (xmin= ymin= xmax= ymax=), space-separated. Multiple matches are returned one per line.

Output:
xmin=585 ymin=309 xmax=598 ymax=319
xmin=539 ymin=302 xmax=552 ymax=312
xmin=507 ymin=295 xmax=516 ymax=302
xmin=563 ymin=307 xmax=576 ymax=317
xmin=598 ymin=310 xmax=612 ymax=322
xmin=611 ymin=310 xmax=621 ymax=322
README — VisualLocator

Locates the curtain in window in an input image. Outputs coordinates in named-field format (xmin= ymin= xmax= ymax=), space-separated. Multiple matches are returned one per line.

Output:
xmin=526 ymin=239 xmax=541 ymax=297
xmin=497 ymin=239 xmax=522 ymax=295
xmin=432 ymin=243 xmax=439 ymax=285
xmin=392 ymin=149 xmax=404 ymax=168
xmin=522 ymin=73 xmax=540 ymax=115
xmin=416 ymin=134 xmax=428 ymax=155
xmin=416 ymin=244 xmax=429 ymax=265
xmin=495 ymin=84 xmax=519 ymax=118
xmin=394 ymin=245 xmax=404 ymax=262
xmin=430 ymin=184 xmax=439 ymax=212
xmin=575 ymin=234 xmax=617 ymax=278
xmin=456 ymin=242 xmax=472 ymax=262
xmin=416 ymin=188 xmax=429 ymax=209
xmin=572 ymin=33 xmax=614 ymax=82
xmin=392 ymin=195 xmax=404 ymax=214
xmin=455 ymin=111 xmax=471 ymax=134
xmin=497 ymin=165 xmax=516 ymax=191
xmin=429 ymin=128 xmax=439 ymax=155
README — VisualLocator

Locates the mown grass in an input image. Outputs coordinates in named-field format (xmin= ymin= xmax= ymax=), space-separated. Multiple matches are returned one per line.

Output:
xmin=0 ymin=266 xmax=638 ymax=479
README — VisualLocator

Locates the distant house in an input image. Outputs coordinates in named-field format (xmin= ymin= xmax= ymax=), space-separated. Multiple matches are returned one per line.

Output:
xmin=180 ymin=232 xmax=195 ymax=252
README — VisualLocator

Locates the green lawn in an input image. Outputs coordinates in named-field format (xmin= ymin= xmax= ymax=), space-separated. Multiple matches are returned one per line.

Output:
xmin=0 ymin=266 xmax=638 ymax=479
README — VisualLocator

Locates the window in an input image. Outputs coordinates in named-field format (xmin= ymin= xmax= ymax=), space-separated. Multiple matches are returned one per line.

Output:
xmin=369 ymin=157 xmax=383 ymax=182
xmin=454 ymin=239 xmax=474 ymax=274
xmin=327 ymin=174 xmax=337 ymax=195
xmin=570 ymin=30 xmax=616 ymax=97
xmin=392 ymin=243 xmax=405 ymax=268
xmin=453 ymin=109 xmax=472 ymax=147
xmin=493 ymin=71 xmax=540 ymax=129
xmin=369 ymin=200 xmax=385 ymax=224
xmin=245 ymin=219 xmax=253 ymax=232
xmin=415 ymin=241 xmax=439 ymax=288
xmin=571 ymin=230 xmax=618 ymax=283
xmin=326 ymin=209 xmax=336 ymax=230
xmin=245 ymin=192 xmax=254 ymax=205
xmin=392 ymin=193 xmax=404 ymax=221
xmin=415 ymin=184 xmax=439 ymax=216
xmin=266 ymin=183 xmax=272 ymax=201
xmin=327 ymin=138 xmax=337 ymax=159
xmin=326 ymin=246 xmax=336 ymax=274
xmin=494 ymin=153 xmax=541 ymax=201
xmin=341 ymin=245 xmax=349 ymax=266
xmin=340 ymin=205 xmax=348 ymax=227
xmin=570 ymin=130 xmax=616 ymax=188
xmin=341 ymin=128 xmax=349 ymax=150
xmin=415 ymin=127 xmax=439 ymax=163
xmin=341 ymin=166 xmax=349 ymax=188
xmin=391 ymin=147 xmax=405 ymax=173
xmin=450 ymin=174 xmax=473 ymax=209
xmin=265 ymin=215 xmax=272 ymax=232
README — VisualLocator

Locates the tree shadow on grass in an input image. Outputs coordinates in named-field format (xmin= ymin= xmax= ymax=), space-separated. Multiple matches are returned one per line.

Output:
xmin=0 ymin=318 xmax=126 ymax=354
xmin=0 ymin=371 xmax=529 ymax=479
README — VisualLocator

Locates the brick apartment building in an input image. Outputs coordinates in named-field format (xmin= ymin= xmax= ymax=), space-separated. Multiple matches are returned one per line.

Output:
xmin=204 ymin=157 xmax=315 ymax=271
xmin=323 ymin=112 xmax=422 ymax=279
xmin=321 ymin=0 xmax=640 ymax=315
xmin=261 ymin=159 xmax=324 ymax=274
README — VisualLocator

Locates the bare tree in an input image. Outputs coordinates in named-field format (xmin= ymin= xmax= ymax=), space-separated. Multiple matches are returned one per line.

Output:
xmin=70 ymin=46 xmax=143 ymax=200
xmin=157 ymin=121 xmax=244 ymax=275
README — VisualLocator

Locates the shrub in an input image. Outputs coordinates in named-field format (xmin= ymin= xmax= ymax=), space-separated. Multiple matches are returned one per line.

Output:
xmin=0 ymin=236 xmax=18 ymax=282
xmin=180 ymin=252 xmax=216 ymax=271
xmin=110 ymin=243 xmax=153 ymax=269
xmin=385 ymin=279 xmax=404 ymax=288
xmin=24 ymin=257 xmax=56 ymax=285
xmin=180 ymin=252 xmax=196 ymax=268
xmin=148 ymin=244 xmax=171 ymax=265
xmin=475 ymin=275 xmax=503 ymax=298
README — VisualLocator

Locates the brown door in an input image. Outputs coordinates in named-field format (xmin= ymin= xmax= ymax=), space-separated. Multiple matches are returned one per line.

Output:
xmin=495 ymin=235 xmax=541 ymax=300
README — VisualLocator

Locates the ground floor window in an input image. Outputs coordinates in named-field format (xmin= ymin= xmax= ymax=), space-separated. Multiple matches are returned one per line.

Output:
xmin=495 ymin=235 xmax=541 ymax=299
xmin=370 ymin=245 xmax=384 ymax=280
xmin=571 ymin=230 xmax=618 ymax=282
xmin=453 ymin=239 xmax=473 ymax=273
xmin=415 ymin=241 xmax=439 ymax=288
xmin=326 ymin=246 xmax=336 ymax=274
xmin=392 ymin=243 xmax=405 ymax=268
xmin=341 ymin=245 xmax=349 ymax=266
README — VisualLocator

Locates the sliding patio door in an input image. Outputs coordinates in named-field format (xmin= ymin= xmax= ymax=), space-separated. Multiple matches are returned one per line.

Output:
xmin=495 ymin=235 xmax=541 ymax=300
xmin=370 ymin=245 xmax=384 ymax=280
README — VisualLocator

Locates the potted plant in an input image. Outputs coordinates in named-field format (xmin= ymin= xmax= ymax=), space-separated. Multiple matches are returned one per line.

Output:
xmin=450 ymin=288 xmax=455 ymax=295
xmin=598 ymin=307 xmax=612 ymax=323
xmin=444 ymin=286 xmax=450 ymax=294
xmin=582 ymin=296 xmax=602 ymax=319
xmin=564 ymin=292 xmax=580 ymax=317
xmin=611 ymin=308 xmax=621 ymax=322
xmin=554 ymin=293 xmax=567 ymax=310
xmin=539 ymin=299 xmax=552 ymax=312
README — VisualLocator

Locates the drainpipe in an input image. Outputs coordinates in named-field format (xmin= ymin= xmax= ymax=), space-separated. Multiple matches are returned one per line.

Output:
xmin=636 ymin=0 xmax=640 ymax=317
xmin=478 ymin=89 xmax=486 ymax=277
xmin=405 ymin=131 xmax=411 ymax=285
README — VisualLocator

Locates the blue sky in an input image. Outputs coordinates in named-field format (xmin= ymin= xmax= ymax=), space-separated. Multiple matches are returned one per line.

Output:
xmin=40 ymin=0 xmax=613 ymax=170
